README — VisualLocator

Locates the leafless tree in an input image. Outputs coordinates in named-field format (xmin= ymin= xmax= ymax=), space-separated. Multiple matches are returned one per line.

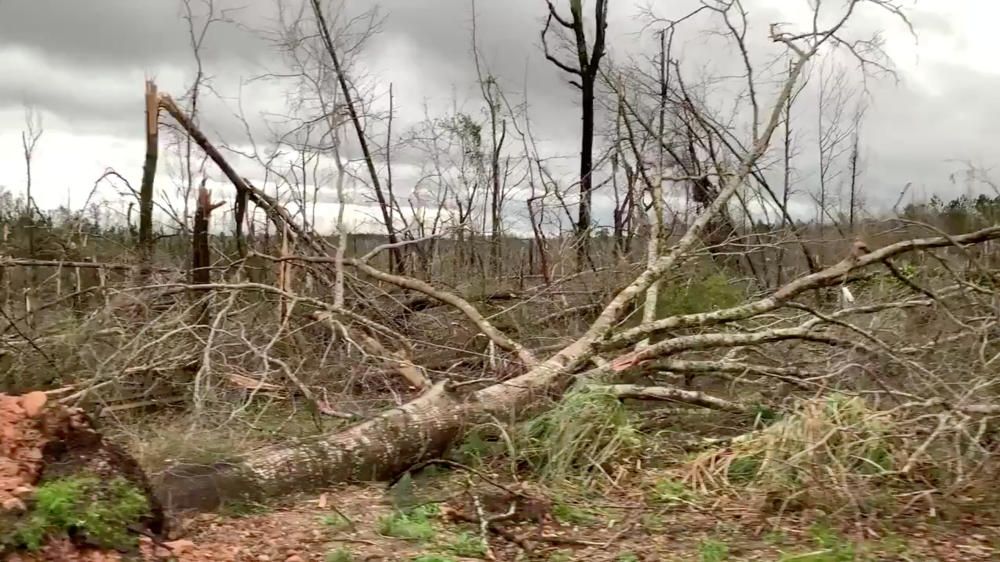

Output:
xmin=542 ymin=0 xmax=609 ymax=270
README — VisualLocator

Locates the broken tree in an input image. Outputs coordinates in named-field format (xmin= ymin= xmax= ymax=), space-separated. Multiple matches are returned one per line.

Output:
xmin=147 ymin=2 xmax=977 ymax=514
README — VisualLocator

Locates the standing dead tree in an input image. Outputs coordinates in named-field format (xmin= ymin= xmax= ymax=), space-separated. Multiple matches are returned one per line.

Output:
xmin=138 ymin=81 xmax=159 ymax=279
xmin=542 ymin=0 xmax=609 ymax=270
xmin=147 ymin=1 xmax=961 ymax=513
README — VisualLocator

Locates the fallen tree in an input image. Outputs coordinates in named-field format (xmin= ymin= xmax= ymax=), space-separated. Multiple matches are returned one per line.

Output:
xmin=143 ymin=1 xmax=1000 ymax=514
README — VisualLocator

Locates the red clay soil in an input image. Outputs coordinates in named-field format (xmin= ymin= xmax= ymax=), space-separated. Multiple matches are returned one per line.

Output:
xmin=0 ymin=392 xmax=50 ymax=515
xmin=0 ymin=392 xmax=204 ymax=561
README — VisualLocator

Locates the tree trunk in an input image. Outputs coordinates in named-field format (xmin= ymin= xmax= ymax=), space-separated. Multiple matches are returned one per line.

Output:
xmin=577 ymin=80 xmax=595 ymax=269
xmin=154 ymin=337 xmax=597 ymax=513
xmin=139 ymin=81 xmax=159 ymax=279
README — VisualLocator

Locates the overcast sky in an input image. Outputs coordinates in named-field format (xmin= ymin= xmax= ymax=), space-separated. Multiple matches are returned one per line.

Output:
xmin=0 ymin=0 xmax=997 ymax=234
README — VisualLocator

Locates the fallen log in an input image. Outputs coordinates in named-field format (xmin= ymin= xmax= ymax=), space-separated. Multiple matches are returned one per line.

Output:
xmin=152 ymin=342 xmax=586 ymax=513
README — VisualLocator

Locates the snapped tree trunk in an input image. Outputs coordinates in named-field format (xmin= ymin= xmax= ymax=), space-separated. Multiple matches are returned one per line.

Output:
xmin=138 ymin=81 xmax=158 ymax=279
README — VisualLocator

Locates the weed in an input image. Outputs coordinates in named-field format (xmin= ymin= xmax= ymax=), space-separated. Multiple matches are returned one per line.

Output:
xmin=218 ymin=499 xmax=269 ymax=518
xmin=546 ymin=551 xmax=573 ymax=561
xmin=453 ymin=431 xmax=502 ymax=466
xmin=640 ymin=512 xmax=665 ymax=532
xmin=617 ymin=553 xmax=640 ymax=562
xmin=698 ymin=538 xmax=730 ymax=562
xmin=778 ymin=524 xmax=856 ymax=561
xmin=725 ymin=455 xmax=761 ymax=484
xmin=7 ymin=475 xmax=150 ymax=551
xmin=649 ymin=476 xmax=694 ymax=505
xmin=325 ymin=549 xmax=355 ymax=562
xmin=764 ymin=530 xmax=789 ymax=545
xmin=377 ymin=504 xmax=440 ymax=541
xmin=319 ymin=513 xmax=352 ymax=532
xmin=551 ymin=502 xmax=595 ymax=526
xmin=411 ymin=555 xmax=456 ymax=562
xmin=447 ymin=531 xmax=487 ymax=557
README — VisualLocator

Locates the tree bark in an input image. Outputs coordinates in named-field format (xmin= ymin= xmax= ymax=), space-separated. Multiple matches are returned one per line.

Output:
xmin=138 ymin=81 xmax=159 ymax=279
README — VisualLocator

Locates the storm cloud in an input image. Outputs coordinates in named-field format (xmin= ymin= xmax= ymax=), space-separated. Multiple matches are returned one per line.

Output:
xmin=0 ymin=0 xmax=995 ymax=228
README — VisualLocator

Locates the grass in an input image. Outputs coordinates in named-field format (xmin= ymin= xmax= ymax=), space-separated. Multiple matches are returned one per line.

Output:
xmin=5 ymin=475 xmax=150 ymax=552
xmin=777 ymin=523 xmax=861 ymax=561
xmin=320 ymin=513 xmax=352 ymax=532
xmin=377 ymin=504 xmax=440 ymax=541
xmin=446 ymin=531 xmax=487 ymax=557
xmin=699 ymin=537 xmax=730 ymax=562
xmin=685 ymin=394 xmax=900 ymax=511
xmin=325 ymin=549 xmax=355 ymax=562
xmin=551 ymin=502 xmax=596 ymax=526
xmin=649 ymin=476 xmax=695 ymax=506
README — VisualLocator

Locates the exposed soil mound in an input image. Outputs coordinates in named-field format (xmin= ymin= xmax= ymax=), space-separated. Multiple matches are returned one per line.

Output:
xmin=0 ymin=391 xmax=173 ymax=560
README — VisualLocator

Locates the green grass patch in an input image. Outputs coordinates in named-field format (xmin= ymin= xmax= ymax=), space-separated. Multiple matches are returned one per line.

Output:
xmin=649 ymin=476 xmax=695 ymax=506
xmin=319 ymin=512 xmax=352 ymax=532
xmin=411 ymin=555 xmax=456 ymax=562
xmin=5 ymin=475 xmax=150 ymax=552
xmin=551 ymin=502 xmax=597 ymax=526
xmin=377 ymin=504 xmax=440 ymax=541
xmin=699 ymin=537 xmax=730 ymax=562
xmin=446 ymin=531 xmax=488 ymax=557
xmin=325 ymin=549 xmax=355 ymax=562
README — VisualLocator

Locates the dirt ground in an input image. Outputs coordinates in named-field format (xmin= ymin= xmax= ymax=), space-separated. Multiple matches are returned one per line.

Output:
xmin=161 ymin=476 xmax=999 ymax=562
xmin=4 ymin=392 xmax=999 ymax=561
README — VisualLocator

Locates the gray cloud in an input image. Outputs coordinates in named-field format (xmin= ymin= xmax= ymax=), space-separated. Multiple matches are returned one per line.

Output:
xmin=0 ymin=0 xmax=995 ymax=231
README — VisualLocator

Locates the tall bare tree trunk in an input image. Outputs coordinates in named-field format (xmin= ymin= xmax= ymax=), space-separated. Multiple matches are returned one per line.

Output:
xmin=139 ymin=81 xmax=159 ymax=279
xmin=309 ymin=0 xmax=403 ymax=273
xmin=542 ymin=0 xmax=608 ymax=271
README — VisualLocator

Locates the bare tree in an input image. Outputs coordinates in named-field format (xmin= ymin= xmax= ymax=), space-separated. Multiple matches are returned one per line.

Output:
xmin=847 ymin=101 xmax=867 ymax=229
xmin=814 ymin=58 xmax=856 ymax=239
xmin=308 ymin=0 xmax=404 ymax=273
xmin=542 ymin=0 xmax=609 ymax=270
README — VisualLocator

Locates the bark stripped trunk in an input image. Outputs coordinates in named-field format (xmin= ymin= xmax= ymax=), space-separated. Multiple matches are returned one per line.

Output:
xmin=191 ymin=185 xmax=221 ymax=325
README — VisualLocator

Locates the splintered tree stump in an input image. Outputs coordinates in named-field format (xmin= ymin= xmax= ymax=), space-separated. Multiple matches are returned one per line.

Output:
xmin=0 ymin=392 xmax=166 ymax=558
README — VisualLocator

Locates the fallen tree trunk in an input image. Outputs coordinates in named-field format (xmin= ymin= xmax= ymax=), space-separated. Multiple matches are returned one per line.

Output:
xmin=153 ymin=347 xmax=582 ymax=512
